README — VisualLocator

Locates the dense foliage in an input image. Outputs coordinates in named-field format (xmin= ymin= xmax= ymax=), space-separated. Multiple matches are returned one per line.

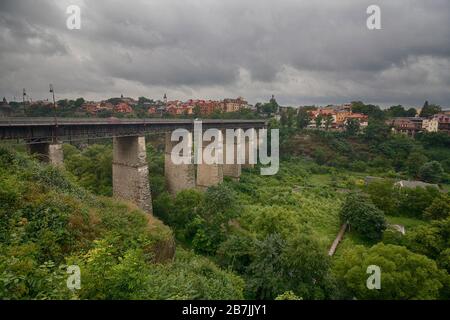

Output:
xmin=2 ymin=102 xmax=450 ymax=300
xmin=333 ymin=243 xmax=448 ymax=299
xmin=339 ymin=193 xmax=387 ymax=241
xmin=0 ymin=147 xmax=243 ymax=299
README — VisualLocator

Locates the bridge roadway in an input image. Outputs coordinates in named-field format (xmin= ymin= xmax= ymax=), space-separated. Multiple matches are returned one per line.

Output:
xmin=0 ymin=117 xmax=267 ymax=144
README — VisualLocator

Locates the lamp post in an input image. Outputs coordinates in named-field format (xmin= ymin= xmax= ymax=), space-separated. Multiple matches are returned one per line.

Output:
xmin=22 ymin=88 xmax=26 ymax=115
xmin=49 ymin=84 xmax=58 ymax=141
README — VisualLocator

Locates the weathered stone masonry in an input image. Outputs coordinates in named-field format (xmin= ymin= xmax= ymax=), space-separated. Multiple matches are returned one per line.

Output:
xmin=164 ymin=132 xmax=196 ymax=195
xmin=222 ymin=130 xmax=242 ymax=181
xmin=112 ymin=136 xmax=153 ymax=213
xmin=196 ymin=136 xmax=224 ymax=190
xmin=28 ymin=142 xmax=64 ymax=167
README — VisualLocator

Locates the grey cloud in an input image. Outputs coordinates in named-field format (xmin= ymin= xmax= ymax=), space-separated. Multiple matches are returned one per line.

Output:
xmin=0 ymin=0 xmax=449 ymax=107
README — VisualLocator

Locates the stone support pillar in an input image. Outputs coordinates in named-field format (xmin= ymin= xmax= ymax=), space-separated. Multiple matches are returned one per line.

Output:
xmin=196 ymin=131 xmax=223 ymax=190
xmin=112 ymin=136 xmax=152 ymax=213
xmin=164 ymin=132 xmax=195 ymax=195
xmin=28 ymin=142 xmax=64 ymax=167
xmin=222 ymin=129 xmax=241 ymax=181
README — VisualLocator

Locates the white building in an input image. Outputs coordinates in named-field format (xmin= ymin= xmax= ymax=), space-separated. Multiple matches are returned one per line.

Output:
xmin=422 ymin=118 xmax=439 ymax=132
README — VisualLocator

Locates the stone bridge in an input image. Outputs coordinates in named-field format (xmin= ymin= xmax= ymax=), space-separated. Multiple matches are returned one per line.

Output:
xmin=0 ymin=117 xmax=267 ymax=214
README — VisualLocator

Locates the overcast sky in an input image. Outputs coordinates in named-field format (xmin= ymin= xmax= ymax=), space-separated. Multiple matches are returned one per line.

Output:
xmin=1 ymin=0 xmax=449 ymax=108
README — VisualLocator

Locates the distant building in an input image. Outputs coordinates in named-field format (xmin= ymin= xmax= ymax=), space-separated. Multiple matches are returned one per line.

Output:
xmin=221 ymin=97 xmax=248 ymax=112
xmin=306 ymin=105 xmax=367 ymax=129
xmin=392 ymin=114 xmax=450 ymax=135
xmin=147 ymin=106 xmax=158 ymax=114
xmin=432 ymin=114 xmax=450 ymax=133
xmin=389 ymin=117 xmax=425 ymax=136
xmin=99 ymin=102 xmax=114 ymax=111
xmin=166 ymin=104 xmax=184 ymax=115
xmin=344 ymin=113 xmax=369 ymax=127
xmin=422 ymin=117 xmax=439 ymax=132
xmin=82 ymin=102 xmax=99 ymax=114
xmin=114 ymin=102 xmax=133 ymax=113
xmin=335 ymin=110 xmax=353 ymax=125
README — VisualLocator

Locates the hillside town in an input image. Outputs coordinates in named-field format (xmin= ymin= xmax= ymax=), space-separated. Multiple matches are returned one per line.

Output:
xmin=1 ymin=94 xmax=449 ymax=135
xmin=81 ymin=95 xmax=254 ymax=116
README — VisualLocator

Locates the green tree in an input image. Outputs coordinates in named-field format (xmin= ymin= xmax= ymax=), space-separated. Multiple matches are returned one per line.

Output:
xmin=437 ymin=249 xmax=450 ymax=273
xmin=420 ymin=101 xmax=442 ymax=118
xmin=171 ymin=189 xmax=204 ymax=231
xmin=339 ymin=193 xmax=387 ymax=241
xmin=345 ymin=118 xmax=360 ymax=136
xmin=406 ymin=151 xmax=428 ymax=177
xmin=63 ymin=144 xmax=113 ymax=196
xmin=280 ymin=112 xmax=288 ymax=127
xmin=387 ymin=105 xmax=417 ymax=118
xmin=74 ymin=97 xmax=85 ymax=109
xmin=286 ymin=108 xmax=296 ymax=128
xmin=296 ymin=109 xmax=311 ymax=129
xmin=418 ymin=161 xmax=444 ymax=183
xmin=404 ymin=217 xmax=450 ymax=259
xmin=424 ymin=194 xmax=450 ymax=220
xmin=333 ymin=243 xmax=447 ymax=299
xmin=363 ymin=120 xmax=391 ymax=143
xmin=406 ymin=108 xmax=418 ymax=117
xmin=351 ymin=101 xmax=385 ymax=119
xmin=324 ymin=115 xmax=333 ymax=131
xmin=193 ymin=105 xmax=201 ymax=117
xmin=189 ymin=185 xmax=240 ymax=255
xmin=216 ymin=231 xmax=256 ymax=274
xmin=280 ymin=232 xmax=334 ymax=299
xmin=245 ymin=232 xmax=335 ymax=299
xmin=261 ymin=96 xmax=279 ymax=116
xmin=387 ymin=105 xmax=407 ymax=117
xmin=397 ymin=186 xmax=440 ymax=218
xmin=245 ymin=233 xmax=286 ymax=299
xmin=365 ymin=180 xmax=399 ymax=216
xmin=315 ymin=114 xmax=323 ymax=129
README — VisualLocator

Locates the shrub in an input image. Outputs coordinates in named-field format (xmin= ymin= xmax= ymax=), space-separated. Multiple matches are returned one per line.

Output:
xmin=397 ymin=186 xmax=440 ymax=218
xmin=419 ymin=161 xmax=444 ymax=183
xmin=365 ymin=180 xmax=398 ymax=215
xmin=424 ymin=194 xmax=450 ymax=220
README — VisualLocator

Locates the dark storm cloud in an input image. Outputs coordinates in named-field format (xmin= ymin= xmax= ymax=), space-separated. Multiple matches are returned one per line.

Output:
xmin=0 ymin=0 xmax=449 ymax=107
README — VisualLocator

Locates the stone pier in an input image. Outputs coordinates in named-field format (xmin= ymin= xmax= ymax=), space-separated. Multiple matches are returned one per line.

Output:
xmin=242 ymin=129 xmax=258 ymax=169
xmin=112 ymin=136 xmax=152 ymax=213
xmin=28 ymin=142 xmax=64 ymax=167
xmin=164 ymin=132 xmax=196 ymax=195
xmin=196 ymin=134 xmax=223 ymax=190
xmin=222 ymin=130 xmax=241 ymax=181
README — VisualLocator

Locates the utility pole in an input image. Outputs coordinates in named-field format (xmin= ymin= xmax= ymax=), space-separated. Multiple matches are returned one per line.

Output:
xmin=22 ymin=88 xmax=26 ymax=115
xmin=49 ymin=84 xmax=58 ymax=141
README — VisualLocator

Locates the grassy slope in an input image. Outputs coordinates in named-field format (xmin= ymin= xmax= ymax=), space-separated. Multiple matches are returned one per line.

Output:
xmin=228 ymin=160 xmax=345 ymax=246
xmin=229 ymin=158 xmax=428 ymax=257
xmin=0 ymin=147 xmax=244 ymax=299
